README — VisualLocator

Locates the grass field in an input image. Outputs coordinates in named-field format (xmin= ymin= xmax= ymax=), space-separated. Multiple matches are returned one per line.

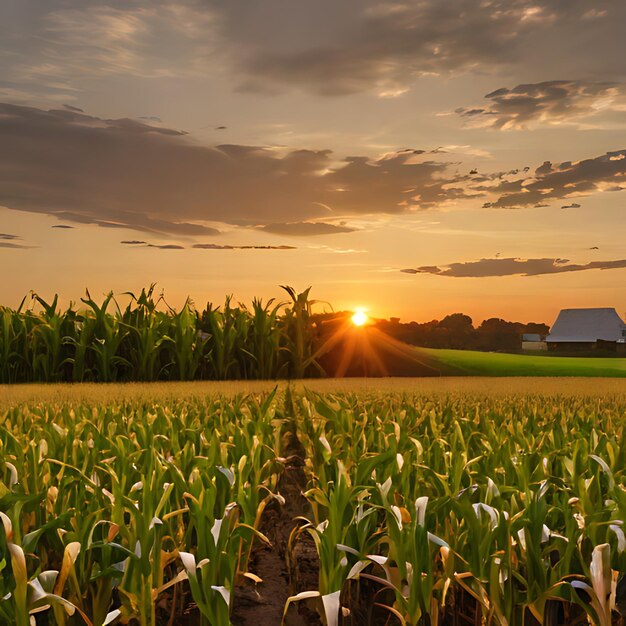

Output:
xmin=417 ymin=347 xmax=626 ymax=377
xmin=3 ymin=378 xmax=626 ymax=625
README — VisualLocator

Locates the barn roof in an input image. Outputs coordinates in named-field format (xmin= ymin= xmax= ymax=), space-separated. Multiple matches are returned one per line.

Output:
xmin=547 ymin=308 xmax=626 ymax=343
xmin=522 ymin=333 xmax=543 ymax=342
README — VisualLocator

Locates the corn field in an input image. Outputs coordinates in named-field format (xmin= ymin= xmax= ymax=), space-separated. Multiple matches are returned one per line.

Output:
xmin=0 ymin=285 xmax=323 ymax=383
xmin=2 ymin=385 xmax=626 ymax=625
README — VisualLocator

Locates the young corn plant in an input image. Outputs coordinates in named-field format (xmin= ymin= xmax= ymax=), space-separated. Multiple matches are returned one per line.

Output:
xmin=0 ymin=511 xmax=88 ymax=626
xmin=285 ymin=460 xmax=360 ymax=625
xmin=182 ymin=470 xmax=269 ymax=626
xmin=360 ymin=492 xmax=449 ymax=626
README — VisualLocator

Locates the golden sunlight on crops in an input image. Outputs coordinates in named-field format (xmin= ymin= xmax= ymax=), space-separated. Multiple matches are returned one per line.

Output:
xmin=2 ymin=381 xmax=626 ymax=624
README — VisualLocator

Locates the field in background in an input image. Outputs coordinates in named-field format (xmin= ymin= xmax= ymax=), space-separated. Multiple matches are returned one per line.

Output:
xmin=417 ymin=347 xmax=626 ymax=377
xmin=2 ymin=379 xmax=626 ymax=625
xmin=4 ymin=286 xmax=626 ymax=383
xmin=3 ymin=376 xmax=626 ymax=408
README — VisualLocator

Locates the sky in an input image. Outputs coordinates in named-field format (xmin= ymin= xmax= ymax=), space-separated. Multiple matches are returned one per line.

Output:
xmin=1 ymin=0 xmax=625 ymax=324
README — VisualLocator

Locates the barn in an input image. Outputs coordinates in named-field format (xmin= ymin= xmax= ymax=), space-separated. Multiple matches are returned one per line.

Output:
xmin=546 ymin=308 xmax=626 ymax=352
xmin=522 ymin=333 xmax=547 ymax=351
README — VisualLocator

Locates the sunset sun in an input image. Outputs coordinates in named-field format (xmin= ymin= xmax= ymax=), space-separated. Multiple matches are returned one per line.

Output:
xmin=352 ymin=309 xmax=368 ymax=327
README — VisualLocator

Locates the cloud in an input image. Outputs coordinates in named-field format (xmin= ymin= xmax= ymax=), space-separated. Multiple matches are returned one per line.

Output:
xmin=455 ymin=81 xmax=626 ymax=129
xmin=120 ymin=240 xmax=183 ymax=249
xmin=258 ymin=222 xmax=357 ymax=236
xmin=5 ymin=3 xmax=218 ymax=84
xmin=483 ymin=150 xmax=626 ymax=209
xmin=0 ymin=103 xmax=472 ymax=235
xmin=3 ymin=1 xmax=625 ymax=103
xmin=2 ymin=103 xmax=623 ymax=231
xmin=0 ymin=242 xmax=31 ymax=249
xmin=121 ymin=241 xmax=296 ymax=250
xmin=0 ymin=232 xmax=32 ymax=248
xmin=192 ymin=243 xmax=296 ymax=250
xmin=212 ymin=1 xmax=626 ymax=96
xmin=53 ymin=211 xmax=218 ymax=236
xmin=402 ymin=257 xmax=626 ymax=278
xmin=51 ymin=224 xmax=74 ymax=229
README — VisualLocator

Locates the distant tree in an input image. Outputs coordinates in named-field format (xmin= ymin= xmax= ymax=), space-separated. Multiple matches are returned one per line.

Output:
xmin=476 ymin=318 xmax=522 ymax=351
xmin=524 ymin=322 xmax=550 ymax=336
xmin=435 ymin=313 xmax=475 ymax=348
xmin=438 ymin=313 xmax=474 ymax=331
xmin=315 ymin=311 xmax=550 ymax=353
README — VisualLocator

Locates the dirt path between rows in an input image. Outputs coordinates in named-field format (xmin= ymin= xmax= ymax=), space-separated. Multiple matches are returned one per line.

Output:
xmin=232 ymin=413 xmax=322 ymax=626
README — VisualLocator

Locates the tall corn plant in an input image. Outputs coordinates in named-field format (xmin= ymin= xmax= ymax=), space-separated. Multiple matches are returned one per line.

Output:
xmin=30 ymin=294 xmax=73 ymax=383
xmin=81 ymin=291 xmax=130 ymax=382
xmin=0 ymin=296 xmax=30 ymax=383
xmin=119 ymin=285 xmax=172 ymax=381
xmin=166 ymin=299 xmax=206 ymax=381
xmin=0 ymin=284 xmax=326 ymax=382
xmin=201 ymin=299 xmax=245 ymax=380
xmin=248 ymin=298 xmax=284 ymax=379
xmin=280 ymin=286 xmax=325 ymax=379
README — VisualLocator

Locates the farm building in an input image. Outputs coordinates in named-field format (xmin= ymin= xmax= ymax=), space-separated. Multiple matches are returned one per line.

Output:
xmin=546 ymin=308 xmax=626 ymax=352
xmin=522 ymin=333 xmax=547 ymax=351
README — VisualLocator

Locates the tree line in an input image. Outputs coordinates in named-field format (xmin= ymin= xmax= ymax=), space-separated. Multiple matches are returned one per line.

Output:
xmin=375 ymin=313 xmax=549 ymax=352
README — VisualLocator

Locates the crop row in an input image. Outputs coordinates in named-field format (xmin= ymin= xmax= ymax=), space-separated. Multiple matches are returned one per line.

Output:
xmin=2 ymin=390 xmax=626 ymax=625
xmin=0 ymin=285 xmax=322 ymax=383
xmin=293 ymin=391 xmax=626 ymax=625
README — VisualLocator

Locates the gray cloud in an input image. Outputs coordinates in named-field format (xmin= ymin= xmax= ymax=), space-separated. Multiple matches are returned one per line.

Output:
xmin=456 ymin=81 xmax=626 ymax=129
xmin=2 ymin=103 xmax=623 ymax=233
xmin=2 ymin=1 xmax=625 ymax=103
xmin=120 ymin=240 xmax=183 ymax=249
xmin=0 ymin=0 xmax=626 ymax=108
xmin=192 ymin=243 xmax=296 ymax=250
xmin=402 ymin=257 xmax=626 ymax=278
xmin=0 ymin=2 xmax=218 ymax=90
xmin=213 ymin=1 xmax=626 ymax=96
xmin=0 ymin=232 xmax=32 ymax=248
xmin=258 ymin=222 xmax=357 ymax=236
xmin=0 ymin=242 xmax=31 ymax=249
xmin=0 ymin=103 xmax=472 ymax=234
xmin=483 ymin=150 xmax=626 ymax=209
xmin=52 ymin=211 xmax=219 ymax=237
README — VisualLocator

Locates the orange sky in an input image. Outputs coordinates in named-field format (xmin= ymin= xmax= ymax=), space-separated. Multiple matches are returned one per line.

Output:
xmin=1 ymin=1 xmax=625 ymax=324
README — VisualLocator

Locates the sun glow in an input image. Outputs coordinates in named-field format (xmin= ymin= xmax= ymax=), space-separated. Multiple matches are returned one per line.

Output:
xmin=352 ymin=309 xmax=368 ymax=327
